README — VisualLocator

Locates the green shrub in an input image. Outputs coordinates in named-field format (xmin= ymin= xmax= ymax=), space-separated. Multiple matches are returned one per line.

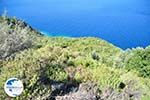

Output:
xmin=124 ymin=47 xmax=150 ymax=78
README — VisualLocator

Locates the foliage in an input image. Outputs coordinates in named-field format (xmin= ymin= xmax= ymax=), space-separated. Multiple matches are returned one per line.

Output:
xmin=123 ymin=47 xmax=150 ymax=78
xmin=0 ymin=16 xmax=38 ymax=59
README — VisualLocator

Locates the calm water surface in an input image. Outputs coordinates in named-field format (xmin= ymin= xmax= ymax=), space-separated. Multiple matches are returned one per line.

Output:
xmin=0 ymin=0 xmax=150 ymax=49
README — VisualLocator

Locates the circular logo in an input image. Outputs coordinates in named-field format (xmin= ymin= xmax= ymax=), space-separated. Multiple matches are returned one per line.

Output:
xmin=4 ymin=78 xmax=24 ymax=97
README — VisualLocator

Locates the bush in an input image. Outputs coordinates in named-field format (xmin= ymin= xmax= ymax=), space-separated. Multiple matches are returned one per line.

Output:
xmin=124 ymin=47 xmax=150 ymax=78
xmin=0 ymin=16 xmax=35 ymax=59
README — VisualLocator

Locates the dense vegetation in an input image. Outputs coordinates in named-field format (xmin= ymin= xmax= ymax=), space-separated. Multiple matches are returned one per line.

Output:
xmin=0 ymin=16 xmax=150 ymax=100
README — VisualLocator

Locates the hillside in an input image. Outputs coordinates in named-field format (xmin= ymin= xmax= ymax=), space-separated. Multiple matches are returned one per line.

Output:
xmin=0 ymin=16 xmax=150 ymax=100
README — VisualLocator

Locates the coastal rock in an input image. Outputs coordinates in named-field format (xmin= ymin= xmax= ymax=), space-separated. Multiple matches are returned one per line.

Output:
xmin=55 ymin=82 xmax=101 ymax=100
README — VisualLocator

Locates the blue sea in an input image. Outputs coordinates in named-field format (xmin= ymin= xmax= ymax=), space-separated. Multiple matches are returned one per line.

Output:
xmin=0 ymin=0 xmax=150 ymax=49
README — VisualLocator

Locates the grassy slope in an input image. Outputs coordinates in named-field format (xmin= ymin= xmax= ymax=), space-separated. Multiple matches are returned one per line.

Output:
xmin=0 ymin=17 xmax=150 ymax=99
